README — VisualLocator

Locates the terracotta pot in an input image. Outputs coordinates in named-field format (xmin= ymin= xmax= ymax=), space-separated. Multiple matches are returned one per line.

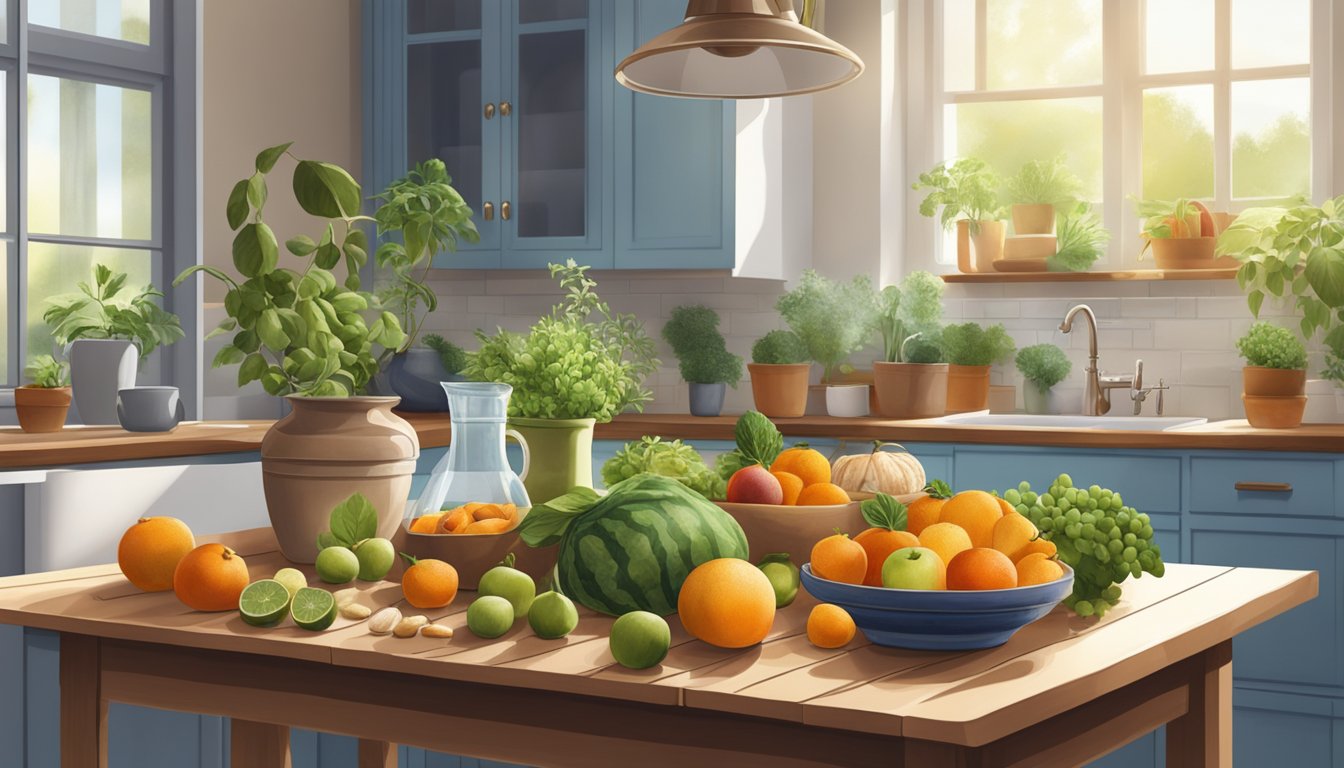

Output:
xmin=955 ymin=219 xmax=974 ymax=273
xmin=507 ymin=417 xmax=595 ymax=506
xmin=1011 ymin=203 xmax=1055 ymax=235
xmin=970 ymin=220 xmax=1006 ymax=272
xmin=1242 ymin=394 xmax=1307 ymax=429
xmin=261 ymin=396 xmax=419 ymax=564
xmin=946 ymin=364 xmax=992 ymax=413
xmin=14 ymin=386 xmax=72 ymax=433
xmin=392 ymin=511 xmax=558 ymax=590
xmin=748 ymin=363 xmax=811 ymax=418
xmin=1243 ymin=366 xmax=1306 ymax=397
xmin=1151 ymin=237 xmax=1217 ymax=269
xmin=872 ymin=362 xmax=948 ymax=419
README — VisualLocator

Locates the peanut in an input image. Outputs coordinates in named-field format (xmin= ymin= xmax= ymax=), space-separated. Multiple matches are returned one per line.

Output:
xmin=393 ymin=615 xmax=429 ymax=638
xmin=339 ymin=603 xmax=372 ymax=620
xmin=367 ymin=606 xmax=403 ymax=635
xmin=420 ymin=623 xmax=454 ymax=639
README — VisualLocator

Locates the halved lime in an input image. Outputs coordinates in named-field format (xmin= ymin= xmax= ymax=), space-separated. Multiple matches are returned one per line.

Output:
xmin=290 ymin=587 xmax=337 ymax=632
xmin=239 ymin=579 xmax=292 ymax=627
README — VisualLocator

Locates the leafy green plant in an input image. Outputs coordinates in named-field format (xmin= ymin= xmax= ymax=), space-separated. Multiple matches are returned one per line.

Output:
xmin=775 ymin=270 xmax=878 ymax=381
xmin=939 ymin=322 xmax=1016 ymax=367
xmin=912 ymin=158 xmax=1002 ymax=233
xmin=1015 ymin=344 xmax=1072 ymax=389
xmin=1135 ymin=197 xmax=1203 ymax=242
xmin=24 ymin=355 xmax=69 ymax=388
xmin=1049 ymin=202 xmax=1110 ymax=272
xmin=903 ymin=334 xmax=945 ymax=364
xmin=422 ymin=333 xmax=467 ymax=375
xmin=1236 ymin=322 xmax=1307 ymax=370
xmin=661 ymin=305 xmax=743 ymax=386
xmin=43 ymin=264 xmax=184 ymax=359
xmin=175 ymin=141 xmax=405 ymax=397
xmin=372 ymin=159 xmax=480 ymax=352
xmin=1004 ymin=156 xmax=1082 ymax=208
xmin=874 ymin=271 xmax=944 ymax=363
xmin=714 ymin=410 xmax=784 ymax=482
xmin=465 ymin=260 xmax=657 ymax=422
xmin=751 ymin=329 xmax=809 ymax=365
xmin=601 ymin=436 xmax=725 ymax=500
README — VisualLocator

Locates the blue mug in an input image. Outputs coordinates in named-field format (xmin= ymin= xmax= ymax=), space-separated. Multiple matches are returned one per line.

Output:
xmin=117 ymin=386 xmax=186 ymax=433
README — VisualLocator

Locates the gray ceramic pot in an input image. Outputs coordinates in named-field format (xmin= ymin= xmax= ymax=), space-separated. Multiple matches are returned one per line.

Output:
xmin=69 ymin=339 xmax=138 ymax=425
xmin=385 ymin=348 xmax=464 ymax=412
xmin=688 ymin=382 xmax=726 ymax=417
xmin=117 ymin=386 xmax=186 ymax=432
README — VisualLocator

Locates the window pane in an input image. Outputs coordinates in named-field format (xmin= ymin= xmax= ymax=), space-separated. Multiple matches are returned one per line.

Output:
xmin=25 ymin=243 xmax=153 ymax=361
xmin=943 ymin=0 xmax=975 ymax=91
xmin=1232 ymin=78 xmax=1310 ymax=199
xmin=28 ymin=0 xmax=150 ymax=45
xmin=985 ymin=0 xmax=1102 ymax=90
xmin=0 ymin=72 xmax=6 ymax=233
xmin=407 ymin=0 xmax=481 ymax=33
xmin=407 ymin=41 xmax=483 ymax=217
xmin=1142 ymin=85 xmax=1214 ymax=200
xmin=516 ymin=29 xmax=586 ymax=238
xmin=946 ymin=97 xmax=1103 ymax=200
xmin=0 ymin=242 xmax=8 ymax=385
xmin=27 ymin=74 xmax=153 ymax=241
xmin=520 ymin=0 xmax=586 ymax=24
xmin=1232 ymin=0 xmax=1309 ymax=69
xmin=1145 ymin=0 xmax=1213 ymax=74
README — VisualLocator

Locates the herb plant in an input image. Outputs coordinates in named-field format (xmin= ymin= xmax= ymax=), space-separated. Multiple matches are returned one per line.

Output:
xmin=1236 ymin=322 xmax=1307 ymax=370
xmin=903 ymin=335 xmax=945 ymax=364
xmin=466 ymin=260 xmax=657 ymax=422
xmin=661 ymin=305 xmax=743 ymax=386
xmin=875 ymin=271 xmax=944 ymax=363
xmin=422 ymin=333 xmax=467 ymax=375
xmin=939 ymin=322 xmax=1016 ymax=367
xmin=24 ymin=355 xmax=69 ymax=388
xmin=43 ymin=264 xmax=184 ymax=359
xmin=751 ymin=329 xmax=809 ymax=365
xmin=1004 ymin=156 xmax=1082 ymax=208
xmin=775 ymin=270 xmax=878 ymax=381
xmin=1135 ymin=198 xmax=1202 ymax=240
xmin=1015 ymin=344 xmax=1072 ymax=390
xmin=912 ymin=158 xmax=1002 ymax=233
xmin=1049 ymin=203 xmax=1110 ymax=272
xmin=601 ymin=436 xmax=725 ymax=500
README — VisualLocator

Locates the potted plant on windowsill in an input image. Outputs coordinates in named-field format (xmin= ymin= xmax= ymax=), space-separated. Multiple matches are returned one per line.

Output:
xmin=939 ymin=322 xmax=1016 ymax=413
xmin=1136 ymin=198 xmax=1222 ymax=269
xmin=466 ymin=260 xmax=657 ymax=505
xmin=912 ymin=158 xmax=1004 ymax=273
xmin=1236 ymin=322 xmax=1308 ymax=429
xmin=1004 ymin=156 xmax=1081 ymax=236
xmin=174 ymin=141 xmax=415 ymax=564
xmin=14 ymin=355 xmax=72 ymax=433
xmin=1048 ymin=203 xmax=1110 ymax=273
xmin=872 ymin=270 xmax=948 ymax=419
xmin=748 ymin=330 xmax=811 ymax=418
xmin=42 ymin=264 xmax=184 ymax=425
xmin=661 ymin=305 xmax=743 ymax=417
xmin=1015 ymin=343 xmax=1072 ymax=415
xmin=775 ymin=270 xmax=877 ymax=416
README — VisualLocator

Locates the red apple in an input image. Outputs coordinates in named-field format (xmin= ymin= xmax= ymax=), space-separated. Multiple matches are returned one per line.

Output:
xmin=726 ymin=464 xmax=784 ymax=505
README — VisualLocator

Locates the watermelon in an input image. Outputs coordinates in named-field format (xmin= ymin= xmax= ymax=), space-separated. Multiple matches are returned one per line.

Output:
xmin=518 ymin=473 xmax=749 ymax=616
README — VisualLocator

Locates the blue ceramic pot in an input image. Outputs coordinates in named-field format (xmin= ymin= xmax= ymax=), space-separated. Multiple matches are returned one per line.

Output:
xmin=385 ymin=348 xmax=464 ymax=412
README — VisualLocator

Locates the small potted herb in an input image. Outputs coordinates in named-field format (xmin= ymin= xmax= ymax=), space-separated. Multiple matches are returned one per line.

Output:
xmin=1015 ymin=344 xmax=1072 ymax=415
xmin=1003 ymin=156 xmax=1081 ymax=235
xmin=1048 ymin=203 xmax=1110 ymax=272
xmin=15 ymin=355 xmax=72 ymax=433
xmin=661 ymin=305 xmax=743 ymax=417
xmin=1236 ymin=322 xmax=1307 ymax=429
xmin=872 ymin=271 xmax=948 ymax=419
xmin=748 ymin=330 xmax=811 ymax=418
xmin=912 ymin=158 xmax=1004 ymax=272
xmin=775 ymin=270 xmax=877 ymax=415
xmin=939 ymin=322 xmax=1016 ymax=413
xmin=1136 ymin=197 xmax=1218 ymax=268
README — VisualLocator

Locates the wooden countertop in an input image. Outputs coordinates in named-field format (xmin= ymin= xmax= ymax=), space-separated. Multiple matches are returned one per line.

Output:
xmin=1 ymin=413 xmax=1342 ymax=470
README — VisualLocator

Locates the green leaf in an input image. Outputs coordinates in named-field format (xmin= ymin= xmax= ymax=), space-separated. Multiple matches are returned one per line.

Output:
xmin=517 ymin=487 xmax=602 ymax=547
xmin=315 ymin=241 xmax=341 ymax=269
xmin=204 ymin=317 xmax=238 ymax=341
xmin=1248 ymin=289 xmax=1265 ymax=317
xmin=328 ymin=492 xmax=379 ymax=548
xmin=238 ymin=353 xmax=268 ymax=386
xmin=174 ymin=264 xmax=238 ymax=290
xmin=286 ymin=235 xmax=317 ymax=256
xmin=293 ymin=160 xmax=361 ymax=218
xmin=1305 ymin=247 xmax=1344 ymax=308
xmin=212 ymin=344 xmax=245 ymax=368
xmin=316 ymin=531 xmax=342 ymax=551
xmin=860 ymin=493 xmax=908 ymax=531
xmin=257 ymin=308 xmax=290 ymax=351
xmin=233 ymin=223 xmax=279 ymax=277
xmin=246 ymin=172 xmax=267 ymax=209
xmin=255 ymin=141 xmax=293 ymax=174
xmin=734 ymin=411 xmax=784 ymax=466
xmin=225 ymin=180 xmax=250 ymax=230
xmin=924 ymin=479 xmax=953 ymax=500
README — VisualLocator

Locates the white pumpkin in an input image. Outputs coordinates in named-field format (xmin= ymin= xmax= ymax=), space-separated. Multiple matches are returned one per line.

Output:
xmin=831 ymin=442 xmax=926 ymax=496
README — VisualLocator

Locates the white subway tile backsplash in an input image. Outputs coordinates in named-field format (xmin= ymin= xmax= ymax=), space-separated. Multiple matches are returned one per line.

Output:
xmin=1119 ymin=298 xmax=1178 ymax=318
xmin=1153 ymin=319 xmax=1228 ymax=350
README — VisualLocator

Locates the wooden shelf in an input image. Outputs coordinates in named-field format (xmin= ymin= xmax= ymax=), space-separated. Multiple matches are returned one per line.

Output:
xmin=941 ymin=268 xmax=1237 ymax=283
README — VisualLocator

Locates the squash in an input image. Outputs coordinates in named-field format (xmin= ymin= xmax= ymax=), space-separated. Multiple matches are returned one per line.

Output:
xmin=831 ymin=441 xmax=926 ymax=496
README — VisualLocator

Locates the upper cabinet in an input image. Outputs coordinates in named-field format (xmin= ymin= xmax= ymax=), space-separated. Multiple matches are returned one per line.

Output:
xmin=364 ymin=0 xmax=735 ymax=270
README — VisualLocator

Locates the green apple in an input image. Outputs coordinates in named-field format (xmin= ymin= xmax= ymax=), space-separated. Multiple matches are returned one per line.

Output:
xmin=757 ymin=553 xmax=799 ymax=608
xmin=881 ymin=546 xmax=945 ymax=590
xmin=352 ymin=537 xmax=395 ymax=581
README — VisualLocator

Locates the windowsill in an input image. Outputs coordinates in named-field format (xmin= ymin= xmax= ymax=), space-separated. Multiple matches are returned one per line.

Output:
xmin=940 ymin=268 xmax=1238 ymax=283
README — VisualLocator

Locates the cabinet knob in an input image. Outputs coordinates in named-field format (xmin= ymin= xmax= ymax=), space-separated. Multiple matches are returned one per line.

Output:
xmin=500 ymin=100 xmax=512 ymax=117
xmin=484 ymin=102 xmax=496 ymax=120
xmin=501 ymin=201 xmax=512 ymax=221
xmin=482 ymin=201 xmax=494 ymax=221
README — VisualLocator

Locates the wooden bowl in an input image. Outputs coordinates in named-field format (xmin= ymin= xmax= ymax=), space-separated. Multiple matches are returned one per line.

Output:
xmin=391 ymin=509 xmax=557 ymax=589
xmin=716 ymin=492 xmax=923 ymax=564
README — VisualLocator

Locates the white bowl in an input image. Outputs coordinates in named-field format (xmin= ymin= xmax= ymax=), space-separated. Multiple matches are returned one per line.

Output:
xmin=826 ymin=384 xmax=870 ymax=417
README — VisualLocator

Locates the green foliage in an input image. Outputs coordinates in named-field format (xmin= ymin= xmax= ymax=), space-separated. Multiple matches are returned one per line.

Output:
xmin=42 ymin=264 xmax=184 ymax=359
xmin=903 ymin=334 xmax=945 ymax=364
xmin=1049 ymin=202 xmax=1110 ymax=272
xmin=751 ymin=329 xmax=809 ymax=365
xmin=465 ymin=260 xmax=658 ymax=422
xmin=939 ymin=322 xmax=1016 ymax=367
xmin=1004 ymin=156 xmax=1081 ymax=208
xmin=1135 ymin=197 xmax=1202 ymax=240
xmin=601 ymin=436 xmax=725 ymax=500
xmin=175 ymin=142 xmax=404 ymax=398
xmin=1015 ymin=344 xmax=1072 ymax=389
xmin=1236 ymin=322 xmax=1307 ymax=370
xmin=912 ymin=158 xmax=1002 ymax=232
xmin=775 ymin=270 xmax=878 ymax=381
xmin=372 ymin=159 xmax=480 ymax=351
xmin=875 ymin=271 xmax=944 ymax=363
xmin=661 ymin=305 xmax=743 ymax=386
xmin=24 ymin=354 xmax=69 ymax=388
xmin=715 ymin=410 xmax=784 ymax=482
xmin=422 ymin=333 xmax=467 ymax=374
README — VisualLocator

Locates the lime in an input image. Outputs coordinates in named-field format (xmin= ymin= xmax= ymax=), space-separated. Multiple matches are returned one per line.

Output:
xmin=272 ymin=567 xmax=307 ymax=598
xmin=478 ymin=556 xmax=536 ymax=618
xmin=528 ymin=591 xmax=579 ymax=639
xmin=352 ymin=537 xmax=395 ymax=581
xmin=467 ymin=595 xmax=516 ymax=639
xmin=290 ymin=587 xmax=337 ymax=631
xmin=239 ymin=579 xmax=292 ymax=627
xmin=609 ymin=611 xmax=670 ymax=670
xmin=315 ymin=546 xmax=360 ymax=585
xmin=757 ymin=554 xmax=799 ymax=608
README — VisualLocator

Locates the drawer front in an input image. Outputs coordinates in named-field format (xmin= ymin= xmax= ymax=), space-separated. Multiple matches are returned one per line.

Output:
xmin=1189 ymin=456 xmax=1338 ymax=518
xmin=954 ymin=450 xmax=1182 ymax=514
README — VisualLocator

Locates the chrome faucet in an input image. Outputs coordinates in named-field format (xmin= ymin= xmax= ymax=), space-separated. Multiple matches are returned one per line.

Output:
xmin=1059 ymin=304 xmax=1168 ymax=416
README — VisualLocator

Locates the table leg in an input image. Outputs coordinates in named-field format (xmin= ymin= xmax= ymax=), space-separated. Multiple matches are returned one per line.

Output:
xmin=60 ymin=633 xmax=107 ymax=768
xmin=230 ymin=719 xmax=291 ymax=768
xmin=1167 ymin=640 xmax=1233 ymax=768
xmin=358 ymin=739 xmax=397 ymax=768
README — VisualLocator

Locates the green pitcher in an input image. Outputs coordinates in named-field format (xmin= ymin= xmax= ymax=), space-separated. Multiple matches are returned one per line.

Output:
xmin=507 ymin=416 xmax=596 ymax=506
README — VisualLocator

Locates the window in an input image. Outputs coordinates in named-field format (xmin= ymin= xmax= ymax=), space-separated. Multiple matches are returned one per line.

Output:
xmin=912 ymin=0 xmax=1327 ymax=268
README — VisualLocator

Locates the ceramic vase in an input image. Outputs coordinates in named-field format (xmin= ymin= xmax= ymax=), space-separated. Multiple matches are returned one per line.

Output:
xmin=688 ymin=382 xmax=726 ymax=417
xmin=69 ymin=339 xmax=138 ymax=425
xmin=385 ymin=348 xmax=464 ymax=412
xmin=507 ymin=416 xmax=596 ymax=506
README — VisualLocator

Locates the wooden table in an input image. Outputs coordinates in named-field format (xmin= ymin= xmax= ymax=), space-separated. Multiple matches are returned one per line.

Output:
xmin=0 ymin=529 xmax=1316 ymax=768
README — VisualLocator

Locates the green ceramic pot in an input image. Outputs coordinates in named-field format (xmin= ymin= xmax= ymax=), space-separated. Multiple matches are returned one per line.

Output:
xmin=507 ymin=416 xmax=596 ymax=506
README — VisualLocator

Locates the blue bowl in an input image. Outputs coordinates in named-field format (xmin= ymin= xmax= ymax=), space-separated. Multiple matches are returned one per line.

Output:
xmin=800 ymin=562 xmax=1074 ymax=651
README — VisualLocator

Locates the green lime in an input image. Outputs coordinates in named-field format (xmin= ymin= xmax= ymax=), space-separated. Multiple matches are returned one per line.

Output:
xmin=272 ymin=567 xmax=307 ymax=598
xmin=478 ymin=555 xmax=536 ymax=618
xmin=609 ymin=611 xmax=670 ymax=670
xmin=758 ymin=554 xmax=800 ymax=608
xmin=528 ymin=591 xmax=579 ymax=639
xmin=239 ymin=579 xmax=292 ymax=628
xmin=467 ymin=595 xmax=516 ymax=639
xmin=315 ymin=546 xmax=360 ymax=585
xmin=352 ymin=537 xmax=395 ymax=581
xmin=290 ymin=587 xmax=337 ymax=631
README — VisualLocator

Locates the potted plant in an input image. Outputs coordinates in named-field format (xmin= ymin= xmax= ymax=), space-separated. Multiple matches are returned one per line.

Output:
xmin=912 ymin=158 xmax=1004 ymax=273
xmin=748 ymin=330 xmax=811 ymax=418
xmin=939 ymin=322 xmax=1016 ymax=413
xmin=174 ymin=141 xmax=415 ymax=564
xmin=373 ymin=159 xmax=480 ymax=412
xmin=661 ymin=305 xmax=743 ymax=417
xmin=775 ymin=270 xmax=877 ymax=415
xmin=466 ymin=260 xmax=657 ymax=505
xmin=1004 ymin=156 xmax=1081 ymax=235
xmin=14 ymin=355 xmax=72 ymax=433
xmin=1015 ymin=344 xmax=1072 ymax=415
xmin=872 ymin=270 xmax=948 ymax=419
xmin=42 ymin=264 xmax=184 ymax=425
xmin=1136 ymin=198 xmax=1220 ymax=268
xmin=1048 ymin=203 xmax=1110 ymax=272
xmin=1236 ymin=322 xmax=1308 ymax=429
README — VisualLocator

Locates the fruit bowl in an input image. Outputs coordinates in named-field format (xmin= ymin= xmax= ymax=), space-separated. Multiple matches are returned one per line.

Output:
xmin=799 ymin=562 xmax=1074 ymax=650
xmin=716 ymin=493 xmax=921 ymax=564
xmin=391 ymin=507 xmax=557 ymax=590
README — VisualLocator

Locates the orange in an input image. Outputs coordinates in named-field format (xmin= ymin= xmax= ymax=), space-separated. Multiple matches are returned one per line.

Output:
xmin=946 ymin=548 xmax=1018 ymax=591
xmin=990 ymin=513 xmax=1041 ymax=562
xmin=1016 ymin=552 xmax=1065 ymax=586
xmin=996 ymin=495 xmax=1017 ymax=516
xmin=409 ymin=513 xmax=444 ymax=534
xmin=172 ymin=543 xmax=249 ymax=611
xmin=770 ymin=445 xmax=832 ymax=487
xmin=810 ymin=533 xmax=867 ymax=584
xmin=795 ymin=482 xmax=851 ymax=506
xmin=462 ymin=517 xmax=515 ymax=534
xmin=938 ymin=491 xmax=1004 ymax=548
xmin=117 ymin=516 xmax=196 ymax=592
xmin=678 ymin=558 xmax=776 ymax=648
xmin=905 ymin=494 xmax=947 ymax=536
xmin=853 ymin=528 xmax=920 ymax=587
xmin=918 ymin=522 xmax=973 ymax=567
xmin=472 ymin=503 xmax=515 ymax=521
xmin=1016 ymin=536 xmax=1058 ymax=562
xmin=401 ymin=556 xmax=459 ymax=609
xmin=772 ymin=471 xmax=805 ymax=505
xmin=807 ymin=604 xmax=857 ymax=649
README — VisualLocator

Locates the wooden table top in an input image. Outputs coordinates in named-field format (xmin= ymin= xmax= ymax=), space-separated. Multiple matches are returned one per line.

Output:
xmin=0 ymin=528 xmax=1316 ymax=747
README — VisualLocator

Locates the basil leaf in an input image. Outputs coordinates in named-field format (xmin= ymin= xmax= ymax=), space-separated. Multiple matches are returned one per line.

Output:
xmin=860 ymin=493 xmax=908 ymax=532
xmin=316 ymin=531 xmax=343 ymax=551
xmin=518 ymin=487 xmax=601 ymax=548
xmin=329 ymin=492 xmax=378 ymax=547
xmin=734 ymin=410 xmax=783 ymax=466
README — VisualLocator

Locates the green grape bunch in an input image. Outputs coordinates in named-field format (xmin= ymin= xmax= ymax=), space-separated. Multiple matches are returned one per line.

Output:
xmin=1002 ymin=473 xmax=1165 ymax=618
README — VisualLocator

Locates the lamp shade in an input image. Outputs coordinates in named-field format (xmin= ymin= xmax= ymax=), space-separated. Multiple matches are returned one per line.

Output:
xmin=615 ymin=0 xmax=863 ymax=99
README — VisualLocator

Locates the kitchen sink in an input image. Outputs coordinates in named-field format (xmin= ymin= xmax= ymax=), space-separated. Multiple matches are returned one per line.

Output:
xmin=927 ymin=411 xmax=1208 ymax=431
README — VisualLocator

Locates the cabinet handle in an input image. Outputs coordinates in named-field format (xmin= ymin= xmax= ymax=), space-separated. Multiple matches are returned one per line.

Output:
xmin=1234 ymin=481 xmax=1293 ymax=493
xmin=484 ymin=102 xmax=496 ymax=119
xmin=501 ymin=201 xmax=511 ymax=221
xmin=482 ymin=202 xmax=494 ymax=221
xmin=500 ymin=100 xmax=512 ymax=117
